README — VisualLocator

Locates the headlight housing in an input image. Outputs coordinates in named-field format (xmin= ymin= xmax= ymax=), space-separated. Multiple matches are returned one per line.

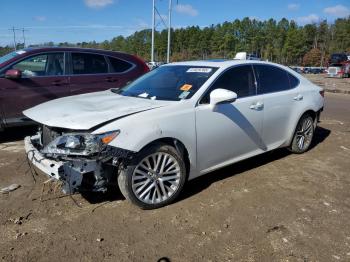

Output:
xmin=41 ymin=130 xmax=120 ymax=157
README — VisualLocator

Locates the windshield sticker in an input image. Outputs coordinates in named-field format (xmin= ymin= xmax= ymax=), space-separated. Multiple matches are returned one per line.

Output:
xmin=15 ymin=50 xmax=26 ymax=55
xmin=186 ymin=68 xmax=212 ymax=73
xmin=180 ymin=84 xmax=192 ymax=91
xmin=179 ymin=91 xmax=190 ymax=99
xmin=138 ymin=92 xmax=149 ymax=98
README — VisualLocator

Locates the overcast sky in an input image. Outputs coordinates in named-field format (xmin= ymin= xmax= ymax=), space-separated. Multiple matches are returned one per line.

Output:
xmin=0 ymin=0 xmax=349 ymax=46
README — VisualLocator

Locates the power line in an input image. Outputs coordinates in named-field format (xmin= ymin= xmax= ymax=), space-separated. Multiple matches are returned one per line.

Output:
xmin=8 ymin=27 xmax=29 ymax=50
xmin=155 ymin=7 xmax=168 ymax=29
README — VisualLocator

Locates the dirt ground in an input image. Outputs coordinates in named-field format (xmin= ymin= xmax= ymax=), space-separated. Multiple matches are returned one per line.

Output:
xmin=1 ymin=82 xmax=350 ymax=261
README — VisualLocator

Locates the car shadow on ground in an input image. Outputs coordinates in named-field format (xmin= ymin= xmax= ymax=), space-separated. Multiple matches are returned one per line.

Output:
xmin=81 ymin=186 xmax=125 ymax=204
xmin=0 ymin=125 xmax=37 ymax=143
xmin=177 ymin=126 xmax=331 ymax=203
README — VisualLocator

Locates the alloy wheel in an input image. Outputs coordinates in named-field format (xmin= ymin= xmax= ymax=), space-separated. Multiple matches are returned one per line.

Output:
xmin=131 ymin=152 xmax=181 ymax=204
xmin=295 ymin=117 xmax=314 ymax=150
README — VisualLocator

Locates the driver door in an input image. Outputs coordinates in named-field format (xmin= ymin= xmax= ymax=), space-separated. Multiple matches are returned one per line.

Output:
xmin=195 ymin=65 xmax=265 ymax=173
xmin=0 ymin=52 xmax=69 ymax=124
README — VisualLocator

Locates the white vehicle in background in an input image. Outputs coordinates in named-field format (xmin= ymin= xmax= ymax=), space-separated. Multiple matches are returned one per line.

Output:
xmin=24 ymin=60 xmax=324 ymax=209
xmin=147 ymin=61 xmax=165 ymax=70
xmin=327 ymin=53 xmax=350 ymax=78
xmin=234 ymin=52 xmax=261 ymax=60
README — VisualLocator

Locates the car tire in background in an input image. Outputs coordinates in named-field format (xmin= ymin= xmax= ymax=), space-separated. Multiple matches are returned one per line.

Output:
xmin=118 ymin=143 xmax=186 ymax=209
xmin=289 ymin=114 xmax=315 ymax=154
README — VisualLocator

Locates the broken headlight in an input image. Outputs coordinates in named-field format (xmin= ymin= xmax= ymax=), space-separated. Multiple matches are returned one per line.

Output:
xmin=41 ymin=130 xmax=120 ymax=156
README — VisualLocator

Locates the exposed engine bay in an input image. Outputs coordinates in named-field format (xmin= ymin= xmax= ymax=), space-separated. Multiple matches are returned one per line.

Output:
xmin=25 ymin=125 xmax=135 ymax=194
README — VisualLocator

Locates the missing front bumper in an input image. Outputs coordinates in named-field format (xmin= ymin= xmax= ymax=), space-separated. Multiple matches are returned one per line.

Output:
xmin=24 ymin=136 xmax=105 ymax=194
xmin=24 ymin=135 xmax=136 ymax=194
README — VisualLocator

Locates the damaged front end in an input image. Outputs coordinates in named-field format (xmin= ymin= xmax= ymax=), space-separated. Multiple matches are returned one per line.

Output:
xmin=25 ymin=126 xmax=135 ymax=194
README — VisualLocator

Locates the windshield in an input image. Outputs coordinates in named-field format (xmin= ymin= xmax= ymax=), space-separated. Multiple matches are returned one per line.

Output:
xmin=0 ymin=50 xmax=25 ymax=65
xmin=113 ymin=65 xmax=218 ymax=101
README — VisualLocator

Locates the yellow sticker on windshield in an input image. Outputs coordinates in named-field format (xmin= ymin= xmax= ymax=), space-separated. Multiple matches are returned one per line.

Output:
xmin=180 ymin=84 xmax=192 ymax=91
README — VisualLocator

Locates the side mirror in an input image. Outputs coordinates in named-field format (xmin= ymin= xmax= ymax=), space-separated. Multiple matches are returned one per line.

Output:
xmin=210 ymin=88 xmax=237 ymax=107
xmin=5 ymin=69 xmax=22 ymax=79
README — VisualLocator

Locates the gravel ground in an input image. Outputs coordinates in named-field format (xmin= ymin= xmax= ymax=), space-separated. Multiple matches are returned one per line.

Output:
xmin=0 ymin=88 xmax=349 ymax=261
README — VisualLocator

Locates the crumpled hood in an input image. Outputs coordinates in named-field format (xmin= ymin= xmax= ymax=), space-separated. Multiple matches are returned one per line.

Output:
xmin=23 ymin=90 xmax=173 ymax=130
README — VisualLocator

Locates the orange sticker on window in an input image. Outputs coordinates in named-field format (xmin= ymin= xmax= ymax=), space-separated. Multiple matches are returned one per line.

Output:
xmin=180 ymin=84 xmax=192 ymax=91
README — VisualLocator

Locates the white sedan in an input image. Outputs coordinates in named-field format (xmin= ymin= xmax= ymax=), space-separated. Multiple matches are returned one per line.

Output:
xmin=24 ymin=60 xmax=324 ymax=209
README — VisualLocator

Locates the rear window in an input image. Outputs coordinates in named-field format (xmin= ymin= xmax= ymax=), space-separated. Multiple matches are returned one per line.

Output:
xmin=108 ymin=57 xmax=132 ymax=73
xmin=288 ymin=73 xmax=299 ymax=88
xmin=254 ymin=65 xmax=291 ymax=94
xmin=72 ymin=53 xmax=108 ymax=74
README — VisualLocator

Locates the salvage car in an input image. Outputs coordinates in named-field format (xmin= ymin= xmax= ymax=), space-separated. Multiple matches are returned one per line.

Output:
xmin=24 ymin=60 xmax=324 ymax=209
xmin=0 ymin=47 xmax=149 ymax=131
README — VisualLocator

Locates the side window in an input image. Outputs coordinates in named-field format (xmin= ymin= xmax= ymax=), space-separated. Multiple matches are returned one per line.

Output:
xmin=254 ymin=65 xmax=290 ymax=94
xmin=108 ymin=57 xmax=132 ymax=72
xmin=12 ymin=53 xmax=64 ymax=77
xmin=288 ymin=73 xmax=299 ymax=88
xmin=71 ymin=53 xmax=108 ymax=74
xmin=201 ymin=65 xmax=256 ymax=104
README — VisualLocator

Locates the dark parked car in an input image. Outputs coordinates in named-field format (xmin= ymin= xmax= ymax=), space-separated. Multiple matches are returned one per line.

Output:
xmin=310 ymin=68 xmax=323 ymax=74
xmin=0 ymin=47 xmax=149 ymax=130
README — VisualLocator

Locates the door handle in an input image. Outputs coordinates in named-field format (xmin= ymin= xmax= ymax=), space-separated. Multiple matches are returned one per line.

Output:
xmin=250 ymin=101 xmax=264 ymax=110
xmin=105 ymin=77 xmax=118 ymax=83
xmin=51 ymin=80 xmax=63 ymax=86
xmin=293 ymin=94 xmax=303 ymax=101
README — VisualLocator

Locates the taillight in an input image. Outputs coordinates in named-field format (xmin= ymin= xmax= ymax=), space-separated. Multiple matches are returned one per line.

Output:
xmin=319 ymin=90 xmax=325 ymax=97
xmin=132 ymin=55 xmax=150 ymax=73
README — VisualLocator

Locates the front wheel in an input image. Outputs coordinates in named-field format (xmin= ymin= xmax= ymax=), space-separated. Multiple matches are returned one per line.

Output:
xmin=118 ymin=143 xmax=186 ymax=209
xmin=289 ymin=114 xmax=315 ymax=154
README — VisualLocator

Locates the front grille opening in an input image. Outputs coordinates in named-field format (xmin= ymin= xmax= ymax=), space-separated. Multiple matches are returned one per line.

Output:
xmin=79 ymin=172 xmax=96 ymax=191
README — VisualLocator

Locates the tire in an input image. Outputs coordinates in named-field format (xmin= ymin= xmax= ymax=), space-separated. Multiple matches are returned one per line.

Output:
xmin=289 ymin=114 xmax=315 ymax=154
xmin=118 ymin=143 xmax=186 ymax=209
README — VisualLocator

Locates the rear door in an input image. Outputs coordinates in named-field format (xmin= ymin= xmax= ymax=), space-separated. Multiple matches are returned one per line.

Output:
xmin=68 ymin=52 xmax=120 ymax=95
xmin=0 ymin=52 xmax=69 ymax=124
xmin=253 ymin=64 xmax=299 ymax=149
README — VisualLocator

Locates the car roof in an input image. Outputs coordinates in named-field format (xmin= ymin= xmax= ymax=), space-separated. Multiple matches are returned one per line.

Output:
xmin=166 ymin=59 xmax=284 ymax=70
xmin=22 ymin=47 xmax=131 ymax=56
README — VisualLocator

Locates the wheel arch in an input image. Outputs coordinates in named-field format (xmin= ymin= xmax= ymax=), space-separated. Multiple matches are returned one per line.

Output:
xmin=287 ymin=108 xmax=318 ymax=146
xmin=137 ymin=137 xmax=191 ymax=178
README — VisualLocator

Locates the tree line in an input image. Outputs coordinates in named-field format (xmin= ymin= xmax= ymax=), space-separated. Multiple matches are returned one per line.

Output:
xmin=1 ymin=17 xmax=349 ymax=66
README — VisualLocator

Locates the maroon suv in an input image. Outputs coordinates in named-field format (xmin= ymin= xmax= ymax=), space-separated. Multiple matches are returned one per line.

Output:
xmin=0 ymin=47 xmax=149 ymax=130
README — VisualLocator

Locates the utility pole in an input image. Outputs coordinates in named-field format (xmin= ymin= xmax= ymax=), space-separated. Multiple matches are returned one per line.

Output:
xmin=8 ymin=27 xmax=27 ymax=50
xmin=167 ymin=0 xmax=172 ymax=63
xmin=21 ymin=28 xmax=29 ymax=48
xmin=9 ymin=26 xmax=17 ymax=50
xmin=151 ymin=0 xmax=155 ymax=62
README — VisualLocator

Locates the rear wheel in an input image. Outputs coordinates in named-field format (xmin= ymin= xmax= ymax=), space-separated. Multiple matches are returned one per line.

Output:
xmin=118 ymin=143 xmax=186 ymax=209
xmin=289 ymin=114 xmax=315 ymax=154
